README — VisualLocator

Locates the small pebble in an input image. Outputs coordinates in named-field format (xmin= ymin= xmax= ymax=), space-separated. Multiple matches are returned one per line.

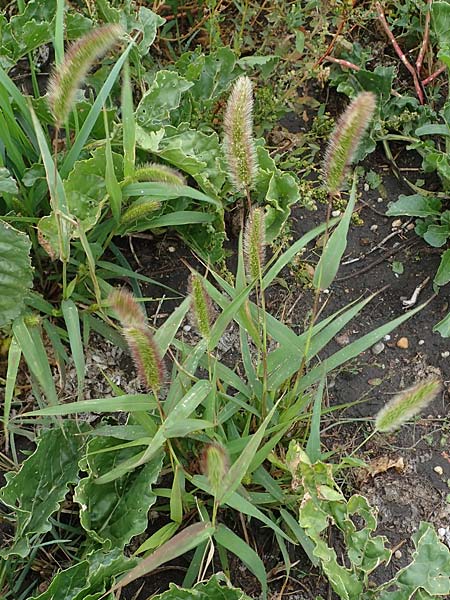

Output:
xmin=370 ymin=224 xmax=378 ymax=232
xmin=392 ymin=219 xmax=402 ymax=229
xmin=434 ymin=465 xmax=444 ymax=476
xmin=335 ymin=333 xmax=350 ymax=346
xmin=396 ymin=337 xmax=409 ymax=349
xmin=168 ymin=246 xmax=176 ymax=253
xmin=442 ymin=351 xmax=450 ymax=358
xmin=364 ymin=183 xmax=370 ymax=192
xmin=183 ymin=325 xmax=191 ymax=332
xmin=377 ymin=197 xmax=383 ymax=203
xmin=372 ymin=342 xmax=385 ymax=355
xmin=383 ymin=334 xmax=391 ymax=342
xmin=331 ymin=210 xmax=341 ymax=217
xmin=394 ymin=550 xmax=402 ymax=559
xmin=323 ymin=288 xmax=330 ymax=294
xmin=406 ymin=223 xmax=415 ymax=230
xmin=418 ymin=339 xmax=425 ymax=345
xmin=438 ymin=527 xmax=447 ymax=537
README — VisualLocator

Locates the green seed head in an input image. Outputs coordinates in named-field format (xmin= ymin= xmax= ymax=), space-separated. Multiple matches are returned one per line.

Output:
xmin=223 ymin=76 xmax=257 ymax=193
xmin=133 ymin=163 xmax=186 ymax=186
xmin=48 ymin=24 xmax=123 ymax=126
xmin=124 ymin=325 xmax=165 ymax=393
xmin=121 ymin=198 xmax=161 ymax=225
xmin=201 ymin=443 xmax=229 ymax=498
xmin=324 ymin=91 xmax=376 ymax=195
xmin=189 ymin=273 xmax=215 ymax=340
xmin=244 ymin=207 xmax=266 ymax=281
xmin=375 ymin=377 xmax=442 ymax=432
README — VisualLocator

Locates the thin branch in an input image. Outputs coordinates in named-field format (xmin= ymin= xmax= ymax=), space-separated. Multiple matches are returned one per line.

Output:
xmin=376 ymin=1 xmax=425 ymax=104
xmin=422 ymin=64 xmax=447 ymax=85
xmin=416 ymin=0 xmax=433 ymax=76
xmin=325 ymin=55 xmax=361 ymax=71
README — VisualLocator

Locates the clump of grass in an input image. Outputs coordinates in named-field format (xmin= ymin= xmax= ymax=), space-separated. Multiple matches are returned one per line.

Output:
xmin=48 ymin=24 xmax=123 ymax=126
xmin=189 ymin=273 xmax=216 ymax=340
xmin=109 ymin=288 xmax=165 ymax=394
xmin=223 ymin=75 xmax=257 ymax=194
xmin=324 ymin=91 xmax=376 ymax=195
xmin=244 ymin=206 xmax=266 ymax=281
xmin=375 ymin=377 xmax=442 ymax=432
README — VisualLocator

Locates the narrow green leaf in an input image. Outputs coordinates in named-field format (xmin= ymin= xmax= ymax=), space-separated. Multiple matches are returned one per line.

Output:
xmin=135 ymin=522 xmax=180 ymax=555
xmin=22 ymin=394 xmax=158 ymax=417
xmin=109 ymin=522 xmax=215 ymax=594
xmin=122 ymin=59 xmax=135 ymax=179
xmin=313 ymin=172 xmax=357 ymax=290
xmin=104 ymin=107 xmax=122 ymax=223
xmin=305 ymin=375 xmax=325 ymax=463
xmin=3 ymin=338 xmax=21 ymax=440
xmin=61 ymin=299 xmax=85 ymax=401
xmin=214 ymin=524 xmax=267 ymax=599
xmin=13 ymin=317 xmax=58 ymax=406
xmin=170 ymin=465 xmax=184 ymax=524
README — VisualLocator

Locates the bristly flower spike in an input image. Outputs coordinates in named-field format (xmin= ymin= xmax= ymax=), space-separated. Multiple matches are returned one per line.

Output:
xmin=48 ymin=24 xmax=123 ymax=126
xmin=223 ymin=75 xmax=257 ymax=193
xmin=133 ymin=163 xmax=186 ymax=186
xmin=109 ymin=288 xmax=145 ymax=327
xmin=244 ymin=207 xmax=266 ymax=281
xmin=109 ymin=289 xmax=165 ymax=394
xmin=200 ymin=443 xmax=229 ymax=500
xmin=189 ymin=273 xmax=216 ymax=340
xmin=324 ymin=91 xmax=376 ymax=195
xmin=375 ymin=377 xmax=442 ymax=432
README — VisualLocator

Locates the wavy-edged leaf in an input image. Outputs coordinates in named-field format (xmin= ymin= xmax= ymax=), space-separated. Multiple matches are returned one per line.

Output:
xmin=74 ymin=437 xmax=163 ymax=549
xmin=30 ymin=548 xmax=136 ymax=600
xmin=0 ymin=421 xmax=88 ymax=558
xmin=0 ymin=220 xmax=33 ymax=327
xmin=150 ymin=574 xmax=252 ymax=599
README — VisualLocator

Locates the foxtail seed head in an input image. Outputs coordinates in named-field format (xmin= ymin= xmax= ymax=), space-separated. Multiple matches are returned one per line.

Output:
xmin=201 ymin=443 xmax=229 ymax=498
xmin=223 ymin=76 xmax=257 ymax=193
xmin=244 ymin=207 xmax=266 ymax=280
xmin=375 ymin=377 xmax=442 ymax=432
xmin=48 ymin=24 xmax=123 ymax=126
xmin=109 ymin=288 xmax=145 ymax=327
xmin=123 ymin=326 xmax=165 ymax=393
xmin=324 ymin=91 xmax=376 ymax=195
xmin=189 ymin=273 xmax=216 ymax=340
xmin=120 ymin=198 xmax=161 ymax=225
xmin=133 ymin=163 xmax=186 ymax=186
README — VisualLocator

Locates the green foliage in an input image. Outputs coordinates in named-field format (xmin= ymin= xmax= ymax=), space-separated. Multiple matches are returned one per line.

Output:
xmin=0 ymin=221 xmax=33 ymax=328
xmin=149 ymin=574 xmax=252 ymax=599
xmin=0 ymin=421 xmax=88 ymax=558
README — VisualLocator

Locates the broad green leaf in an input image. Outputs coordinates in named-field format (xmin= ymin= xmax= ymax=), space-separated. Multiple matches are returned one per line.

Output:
xmin=0 ymin=421 xmax=88 ymax=558
xmin=109 ymin=521 xmax=215 ymax=594
xmin=124 ymin=6 xmax=165 ymax=57
xmin=0 ymin=167 xmax=18 ymax=195
xmin=215 ymin=524 xmax=267 ymax=599
xmin=432 ymin=2 xmax=450 ymax=68
xmin=379 ymin=522 xmax=450 ymax=599
xmin=136 ymin=71 xmax=193 ymax=129
xmin=313 ymin=172 xmax=357 ymax=290
xmin=148 ymin=574 xmax=252 ymax=599
xmin=0 ymin=221 xmax=33 ymax=327
xmin=30 ymin=548 xmax=136 ymax=600
xmin=435 ymin=249 xmax=450 ymax=286
xmin=434 ymin=310 xmax=450 ymax=337
xmin=386 ymin=194 xmax=442 ymax=218
xmin=74 ymin=437 xmax=163 ymax=549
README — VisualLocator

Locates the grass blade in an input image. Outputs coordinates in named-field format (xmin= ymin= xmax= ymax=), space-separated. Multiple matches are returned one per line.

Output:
xmin=4 ymin=338 xmax=21 ymax=443
xmin=22 ymin=394 xmax=158 ymax=417
xmin=122 ymin=59 xmax=135 ymax=179
xmin=61 ymin=299 xmax=85 ymax=401
xmin=109 ymin=522 xmax=214 ymax=594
